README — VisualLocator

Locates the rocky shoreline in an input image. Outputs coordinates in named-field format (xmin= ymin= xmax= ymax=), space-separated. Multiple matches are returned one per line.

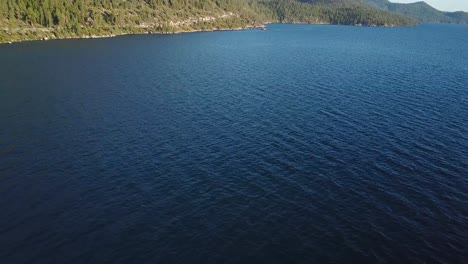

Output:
xmin=0 ymin=24 xmax=268 ymax=45
xmin=0 ymin=22 xmax=412 ymax=45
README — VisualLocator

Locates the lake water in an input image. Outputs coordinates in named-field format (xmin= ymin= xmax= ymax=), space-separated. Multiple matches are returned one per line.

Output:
xmin=1 ymin=24 xmax=467 ymax=263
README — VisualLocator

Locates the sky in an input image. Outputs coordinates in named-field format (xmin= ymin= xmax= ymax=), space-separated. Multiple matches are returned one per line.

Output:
xmin=391 ymin=0 xmax=468 ymax=12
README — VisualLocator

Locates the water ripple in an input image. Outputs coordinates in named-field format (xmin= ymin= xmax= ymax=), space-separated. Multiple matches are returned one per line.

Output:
xmin=1 ymin=24 xmax=468 ymax=263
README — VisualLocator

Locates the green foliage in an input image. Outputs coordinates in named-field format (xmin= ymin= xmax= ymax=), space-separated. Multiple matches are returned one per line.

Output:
xmin=0 ymin=0 xmax=417 ymax=43
xmin=365 ymin=0 xmax=468 ymax=23
xmin=263 ymin=0 xmax=415 ymax=25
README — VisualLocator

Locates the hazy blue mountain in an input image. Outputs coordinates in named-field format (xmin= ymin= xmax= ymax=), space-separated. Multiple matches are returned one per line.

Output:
xmin=445 ymin=11 xmax=468 ymax=24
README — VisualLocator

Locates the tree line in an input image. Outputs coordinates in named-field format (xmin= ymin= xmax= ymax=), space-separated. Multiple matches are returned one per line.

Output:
xmin=0 ymin=0 xmax=416 ymax=42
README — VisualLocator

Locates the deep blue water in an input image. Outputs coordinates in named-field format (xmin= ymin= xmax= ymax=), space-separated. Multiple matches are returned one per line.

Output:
xmin=1 ymin=23 xmax=467 ymax=263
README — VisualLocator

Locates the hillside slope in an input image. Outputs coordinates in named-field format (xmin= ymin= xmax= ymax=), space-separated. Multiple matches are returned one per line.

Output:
xmin=365 ymin=0 xmax=468 ymax=23
xmin=0 ymin=0 xmax=416 ymax=43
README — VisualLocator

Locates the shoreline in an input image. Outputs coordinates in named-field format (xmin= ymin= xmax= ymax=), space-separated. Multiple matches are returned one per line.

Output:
xmin=0 ymin=22 xmax=417 ymax=45
xmin=0 ymin=24 xmax=268 ymax=45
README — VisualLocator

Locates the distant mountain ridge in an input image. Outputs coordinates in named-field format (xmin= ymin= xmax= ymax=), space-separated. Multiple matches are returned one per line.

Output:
xmin=365 ymin=0 xmax=468 ymax=23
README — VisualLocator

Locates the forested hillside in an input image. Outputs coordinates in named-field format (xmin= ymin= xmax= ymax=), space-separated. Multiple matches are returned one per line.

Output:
xmin=0 ymin=0 xmax=416 ymax=43
xmin=445 ymin=11 xmax=468 ymax=24
xmin=365 ymin=0 xmax=468 ymax=23
xmin=267 ymin=0 xmax=415 ymax=25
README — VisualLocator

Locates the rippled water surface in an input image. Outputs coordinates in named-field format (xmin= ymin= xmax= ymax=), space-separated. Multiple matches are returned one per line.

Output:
xmin=1 ymin=24 xmax=467 ymax=263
